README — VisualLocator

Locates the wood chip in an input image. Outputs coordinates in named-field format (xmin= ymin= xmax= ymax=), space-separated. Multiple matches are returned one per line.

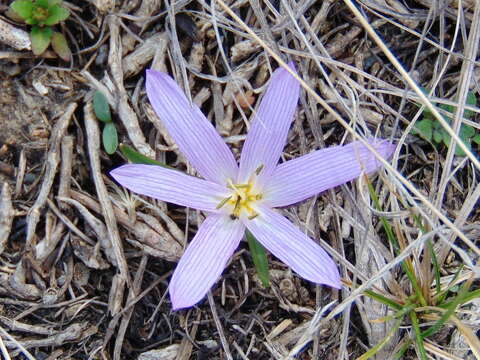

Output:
xmin=0 ymin=18 xmax=30 ymax=51
xmin=0 ymin=183 xmax=13 ymax=255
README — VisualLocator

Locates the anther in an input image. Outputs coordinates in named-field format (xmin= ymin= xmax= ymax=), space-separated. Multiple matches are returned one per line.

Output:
xmin=254 ymin=164 xmax=264 ymax=176
xmin=248 ymin=212 xmax=259 ymax=220
xmin=216 ymin=196 xmax=232 ymax=209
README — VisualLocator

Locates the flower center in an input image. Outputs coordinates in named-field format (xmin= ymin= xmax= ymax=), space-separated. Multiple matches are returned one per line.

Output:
xmin=216 ymin=166 xmax=264 ymax=220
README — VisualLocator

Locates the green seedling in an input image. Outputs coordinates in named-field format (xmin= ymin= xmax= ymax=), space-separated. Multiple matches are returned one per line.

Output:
xmin=8 ymin=0 xmax=71 ymax=60
xmin=413 ymin=90 xmax=479 ymax=156
xmin=93 ymin=91 xmax=118 ymax=155
xmin=356 ymin=175 xmax=480 ymax=359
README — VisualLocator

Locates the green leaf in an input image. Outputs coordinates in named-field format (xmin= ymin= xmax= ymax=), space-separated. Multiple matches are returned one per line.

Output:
xmin=119 ymin=144 xmax=169 ymax=167
xmin=30 ymin=26 xmax=53 ymax=55
xmin=472 ymin=134 xmax=480 ymax=145
xmin=433 ymin=129 xmax=443 ymax=143
xmin=93 ymin=91 xmax=112 ymax=123
xmin=464 ymin=91 xmax=477 ymax=119
xmin=44 ymin=4 xmax=69 ymax=25
xmin=50 ymin=32 xmax=71 ymax=61
xmin=454 ymin=139 xmax=470 ymax=157
xmin=10 ymin=0 xmax=34 ymax=20
xmin=413 ymin=119 xmax=433 ymax=141
xmin=25 ymin=17 xmax=39 ymax=25
xmin=5 ymin=8 xmax=26 ymax=22
xmin=48 ymin=0 xmax=62 ymax=5
xmin=441 ymin=130 xmax=471 ymax=156
xmin=35 ymin=0 xmax=49 ymax=8
xmin=442 ymin=131 xmax=451 ymax=148
xmin=440 ymin=92 xmax=477 ymax=121
xmin=103 ymin=123 xmax=118 ymax=155
xmin=460 ymin=124 xmax=475 ymax=139
xmin=246 ymin=230 xmax=270 ymax=288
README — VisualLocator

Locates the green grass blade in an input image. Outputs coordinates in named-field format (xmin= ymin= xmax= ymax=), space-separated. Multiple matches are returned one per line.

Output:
xmin=364 ymin=290 xmax=402 ymax=311
xmin=366 ymin=177 xmax=427 ymax=307
xmin=393 ymin=339 xmax=412 ymax=360
xmin=422 ymin=280 xmax=471 ymax=338
xmin=426 ymin=240 xmax=441 ymax=295
xmin=438 ymin=288 xmax=480 ymax=309
xmin=246 ymin=230 xmax=270 ymax=288
xmin=357 ymin=319 xmax=402 ymax=360
xmin=435 ymin=264 xmax=464 ymax=305
xmin=119 ymin=144 xmax=170 ymax=167
xmin=409 ymin=311 xmax=427 ymax=360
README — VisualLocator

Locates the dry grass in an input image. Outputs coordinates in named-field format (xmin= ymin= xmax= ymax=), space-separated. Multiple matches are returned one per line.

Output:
xmin=0 ymin=0 xmax=479 ymax=359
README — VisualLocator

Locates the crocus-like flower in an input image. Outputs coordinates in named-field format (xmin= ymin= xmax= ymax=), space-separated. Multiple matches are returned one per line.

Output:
xmin=111 ymin=63 xmax=395 ymax=310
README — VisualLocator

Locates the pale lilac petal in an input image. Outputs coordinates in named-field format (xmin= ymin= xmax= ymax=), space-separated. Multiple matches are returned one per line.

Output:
xmin=245 ymin=205 xmax=340 ymax=288
xmin=238 ymin=63 xmax=300 ymax=186
xmin=170 ymin=215 xmax=245 ymax=310
xmin=110 ymin=164 xmax=228 ymax=212
xmin=146 ymin=70 xmax=238 ymax=184
xmin=264 ymin=139 xmax=395 ymax=207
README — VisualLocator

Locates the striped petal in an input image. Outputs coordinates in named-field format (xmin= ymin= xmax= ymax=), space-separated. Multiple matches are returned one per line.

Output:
xmin=238 ymin=62 xmax=300 ymax=186
xmin=110 ymin=164 xmax=228 ymax=212
xmin=245 ymin=205 xmax=340 ymax=288
xmin=264 ymin=139 xmax=395 ymax=207
xmin=170 ymin=215 xmax=245 ymax=310
xmin=146 ymin=70 xmax=238 ymax=184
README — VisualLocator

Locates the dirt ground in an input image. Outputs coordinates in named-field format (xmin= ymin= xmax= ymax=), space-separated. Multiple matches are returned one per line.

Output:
xmin=0 ymin=0 xmax=479 ymax=359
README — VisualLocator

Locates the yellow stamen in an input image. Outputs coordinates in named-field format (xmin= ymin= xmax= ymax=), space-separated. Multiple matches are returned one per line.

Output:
xmin=216 ymin=196 xmax=232 ymax=210
xmin=219 ymin=175 xmax=263 ymax=219
xmin=248 ymin=212 xmax=259 ymax=220
xmin=254 ymin=164 xmax=264 ymax=175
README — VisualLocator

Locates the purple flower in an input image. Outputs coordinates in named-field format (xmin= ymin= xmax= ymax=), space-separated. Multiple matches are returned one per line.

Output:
xmin=111 ymin=63 xmax=395 ymax=310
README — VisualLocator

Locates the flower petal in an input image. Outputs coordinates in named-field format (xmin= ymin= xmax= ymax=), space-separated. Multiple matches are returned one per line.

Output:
xmin=110 ymin=164 xmax=228 ymax=212
xmin=170 ymin=215 xmax=245 ymax=310
xmin=264 ymin=139 xmax=395 ymax=207
xmin=146 ymin=70 xmax=238 ymax=184
xmin=238 ymin=62 xmax=300 ymax=186
xmin=245 ymin=205 xmax=340 ymax=288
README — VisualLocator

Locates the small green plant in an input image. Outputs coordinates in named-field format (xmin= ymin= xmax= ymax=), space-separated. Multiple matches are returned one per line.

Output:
xmin=93 ymin=91 xmax=118 ymax=155
xmin=413 ymin=90 xmax=480 ymax=156
xmin=356 ymin=176 xmax=480 ymax=359
xmin=8 ymin=0 xmax=71 ymax=60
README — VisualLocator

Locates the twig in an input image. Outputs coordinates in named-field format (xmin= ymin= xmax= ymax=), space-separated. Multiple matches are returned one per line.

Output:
xmin=0 ymin=18 xmax=30 ymax=51
xmin=208 ymin=292 xmax=233 ymax=360
xmin=434 ymin=3 xmax=480 ymax=218
xmin=107 ymin=15 xmax=154 ymax=157
xmin=58 ymin=136 xmax=74 ymax=210
xmin=25 ymin=103 xmax=77 ymax=248
xmin=0 ymin=183 xmax=13 ymax=255
xmin=14 ymin=149 xmax=26 ymax=197
xmin=0 ymin=325 xmax=35 ymax=360
xmin=84 ymin=100 xmax=131 ymax=287
xmin=122 ymin=32 xmax=168 ymax=78
xmin=113 ymin=255 xmax=147 ymax=360
xmin=0 ymin=328 xmax=11 ymax=360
